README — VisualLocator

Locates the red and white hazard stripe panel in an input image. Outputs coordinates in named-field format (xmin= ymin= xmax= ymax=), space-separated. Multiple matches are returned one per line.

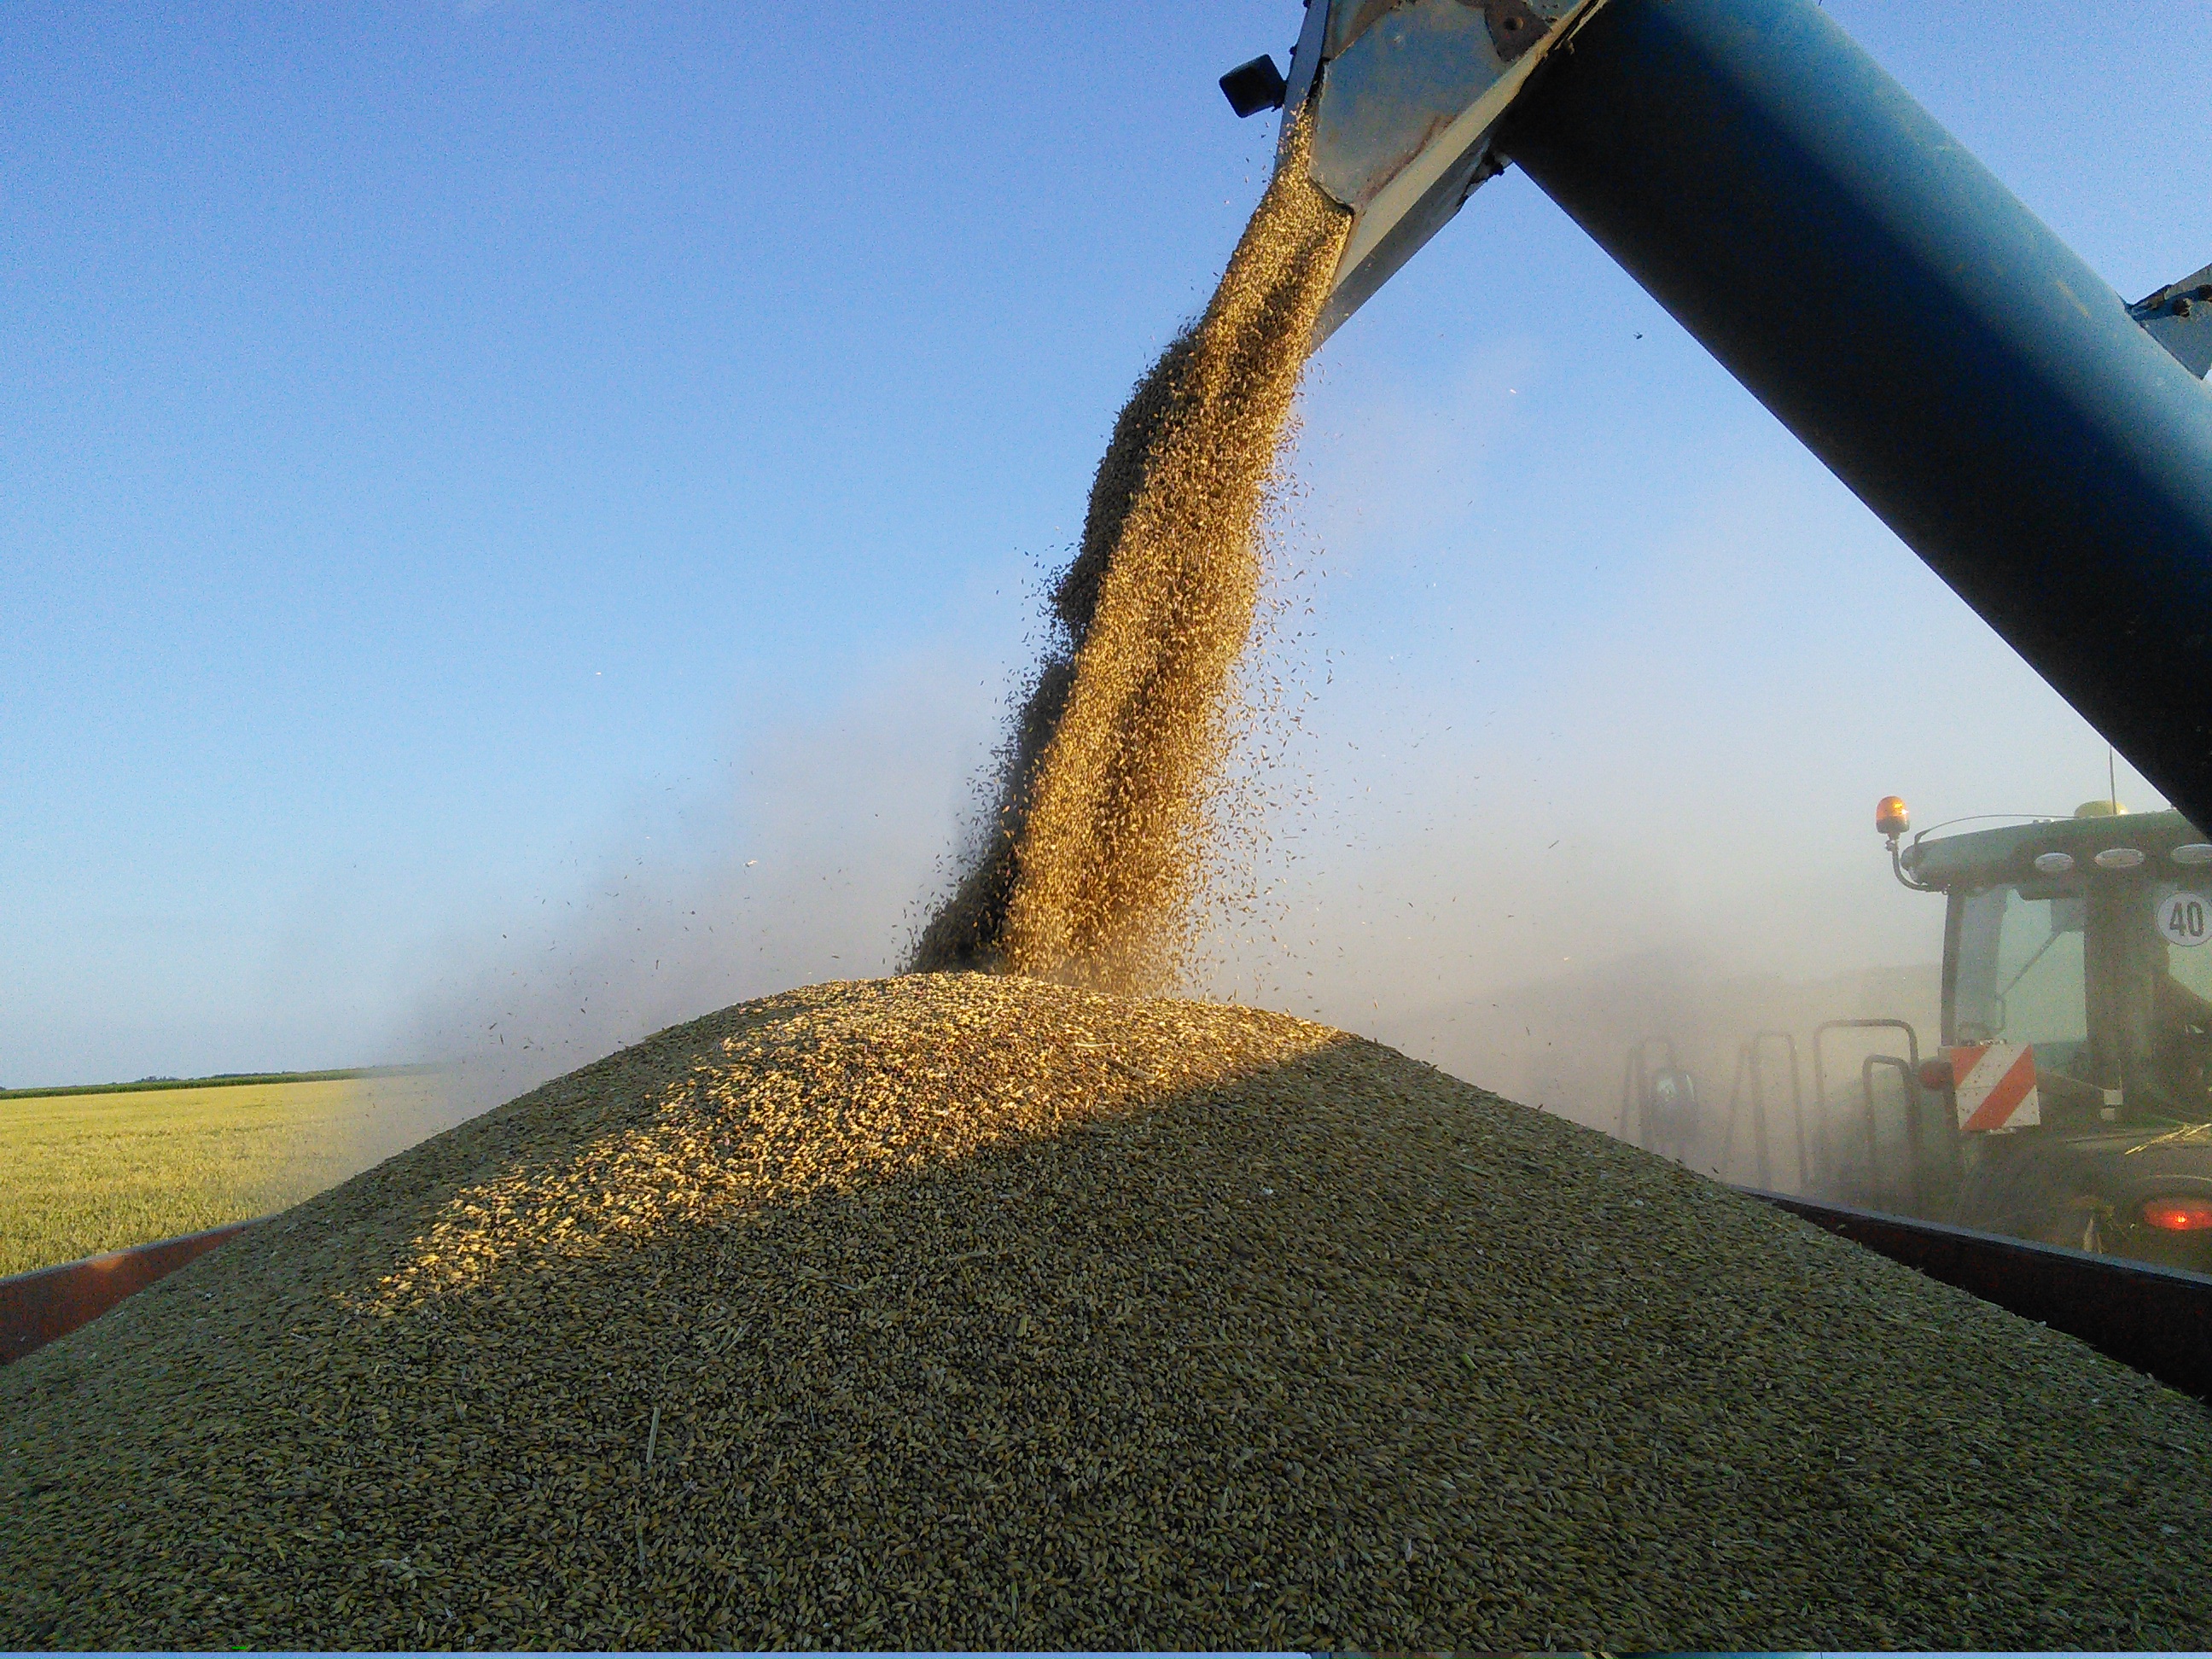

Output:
xmin=1951 ymin=1042 xmax=2040 ymax=1132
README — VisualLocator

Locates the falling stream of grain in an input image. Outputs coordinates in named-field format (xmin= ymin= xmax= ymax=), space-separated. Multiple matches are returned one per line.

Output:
xmin=911 ymin=119 xmax=1350 ymax=992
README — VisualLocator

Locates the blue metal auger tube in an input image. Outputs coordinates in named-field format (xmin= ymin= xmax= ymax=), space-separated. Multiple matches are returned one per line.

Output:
xmin=1491 ymin=0 xmax=2212 ymax=827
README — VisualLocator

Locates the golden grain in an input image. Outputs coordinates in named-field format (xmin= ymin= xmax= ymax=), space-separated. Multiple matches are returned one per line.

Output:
xmin=911 ymin=118 xmax=1348 ymax=990
xmin=4 ymin=973 xmax=2209 ymax=1650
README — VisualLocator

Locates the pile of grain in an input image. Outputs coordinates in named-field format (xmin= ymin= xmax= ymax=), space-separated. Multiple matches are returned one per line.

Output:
xmin=911 ymin=119 xmax=1350 ymax=992
xmin=5 ymin=973 xmax=2209 ymax=1650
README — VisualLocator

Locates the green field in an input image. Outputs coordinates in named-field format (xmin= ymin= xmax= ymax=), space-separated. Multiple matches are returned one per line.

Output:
xmin=0 ymin=1071 xmax=448 ymax=1278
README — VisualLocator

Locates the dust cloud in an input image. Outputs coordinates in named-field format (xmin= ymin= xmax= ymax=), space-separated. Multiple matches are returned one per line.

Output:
xmin=1183 ymin=771 xmax=1950 ymax=1201
xmin=352 ymin=657 xmax=999 ymax=1164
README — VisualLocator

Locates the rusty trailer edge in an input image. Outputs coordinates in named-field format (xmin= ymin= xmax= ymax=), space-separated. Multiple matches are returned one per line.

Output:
xmin=0 ymin=1218 xmax=266 ymax=1365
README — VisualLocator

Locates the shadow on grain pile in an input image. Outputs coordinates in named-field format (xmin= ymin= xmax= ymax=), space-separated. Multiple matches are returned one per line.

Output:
xmin=5 ymin=973 xmax=2211 ymax=1651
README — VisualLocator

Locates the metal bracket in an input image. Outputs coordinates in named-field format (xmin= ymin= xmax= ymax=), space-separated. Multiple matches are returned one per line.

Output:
xmin=2129 ymin=261 xmax=2212 ymax=381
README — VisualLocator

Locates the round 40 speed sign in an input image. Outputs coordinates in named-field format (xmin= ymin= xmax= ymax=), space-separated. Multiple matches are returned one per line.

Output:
xmin=2158 ymin=889 xmax=2212 ymax=946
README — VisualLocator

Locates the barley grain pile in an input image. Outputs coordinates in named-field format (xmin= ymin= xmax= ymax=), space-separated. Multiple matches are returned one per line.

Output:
xmin=6 ymin=974 xmax=2209 ymax=1651
xmin=911 ymin=120 xmax=1349 ymax=992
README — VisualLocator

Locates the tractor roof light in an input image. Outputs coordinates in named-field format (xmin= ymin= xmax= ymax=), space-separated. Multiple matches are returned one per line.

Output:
xmin=2174 ymin=843 xmax=2212 ymax=866
xmin=2033 ymin=851 xmax=2076 ymax=875
xmin=2093 ymin=847 xmax=2146 ymax=870
xmin=1878 ymin=795 xmax=1940 ymax=892
xmin=2141 ymin=1196 xmax=2212 ymax=1232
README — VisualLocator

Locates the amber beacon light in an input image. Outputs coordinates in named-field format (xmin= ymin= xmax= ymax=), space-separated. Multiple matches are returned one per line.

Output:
xmin=1876 ymin=795 xmax=1910 ymax=839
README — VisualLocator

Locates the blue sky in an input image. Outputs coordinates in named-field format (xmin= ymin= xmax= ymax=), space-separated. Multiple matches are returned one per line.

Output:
xmin=3 ymin=3 xmax=2206 ymax=1094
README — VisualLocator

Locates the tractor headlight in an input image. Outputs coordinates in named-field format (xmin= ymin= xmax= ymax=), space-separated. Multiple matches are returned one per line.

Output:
xmin=2140 ymin=1196 xmax=2212 ymax=1232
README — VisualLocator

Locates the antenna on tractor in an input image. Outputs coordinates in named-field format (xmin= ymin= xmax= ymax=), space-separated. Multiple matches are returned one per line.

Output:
xmin=2110 ymin=746 xmax=2121 ymax=817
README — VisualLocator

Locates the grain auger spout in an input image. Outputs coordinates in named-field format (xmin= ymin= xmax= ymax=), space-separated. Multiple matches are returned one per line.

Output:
xmin=1221 ymin=0 xmax=2212 ymax=835
xmin=1220 ymin=0 xmax=1611 ymax=345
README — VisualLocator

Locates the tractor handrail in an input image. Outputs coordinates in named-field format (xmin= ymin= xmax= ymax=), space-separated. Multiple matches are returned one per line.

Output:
xmin=1862 ymin=1053 xmax=1923 ymax=1213
xmin=1724 ymin=1030 xmax=1802 ymax=1190
xmin=1815 ymin=1017 xmax=1923 ymax=1203
xmin=1620 ymin=1037 xmax=1678 ymax=1146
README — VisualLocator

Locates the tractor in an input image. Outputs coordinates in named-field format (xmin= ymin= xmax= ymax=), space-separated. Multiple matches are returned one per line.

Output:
xmin=1859 ymin=795 xmax=2212 ymax=1272
xmin=1627 ymin=799 xmax=2212 ymax=1274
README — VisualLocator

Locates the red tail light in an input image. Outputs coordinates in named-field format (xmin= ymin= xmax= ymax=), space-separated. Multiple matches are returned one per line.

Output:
xmin=2140 ymin=1196 xmax=2212 ymax=1231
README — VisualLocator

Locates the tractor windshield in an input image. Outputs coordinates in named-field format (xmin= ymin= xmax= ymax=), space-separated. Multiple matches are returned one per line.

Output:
xmin=1953 ymin=885 xmax=2089 ymax=1071
xmin=1953 ymin=876 xmax=2212 ymax=1115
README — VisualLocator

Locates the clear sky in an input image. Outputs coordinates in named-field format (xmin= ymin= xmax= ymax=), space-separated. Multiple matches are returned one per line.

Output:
xmin=3 ymin=3 xmax=2206 ymax=1096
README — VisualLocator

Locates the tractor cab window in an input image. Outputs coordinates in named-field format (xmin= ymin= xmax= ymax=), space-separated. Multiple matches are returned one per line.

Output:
xmin=1953 ymin=884 xmax=2090 ymax=1078
xmin=1956 ymin=876 xmax=2212 ymax=1114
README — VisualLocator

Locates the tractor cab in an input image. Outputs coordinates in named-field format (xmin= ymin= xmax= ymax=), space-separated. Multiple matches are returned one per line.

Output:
xmin=1879 ymin=797 xmax=2212 ymax=1268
